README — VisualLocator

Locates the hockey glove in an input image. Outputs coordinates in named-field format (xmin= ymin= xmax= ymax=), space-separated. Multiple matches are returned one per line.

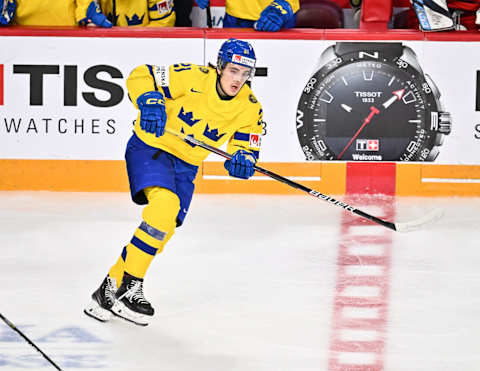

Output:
xmin=79 ymin=1 xmax=112 ymax=28
xmin=224 ymin=150 xmax=257 ymax=179
xmin=137 ymin=91 xmax=167 ymax=137
xmin=0 ymin=0 xmax=15 ymax=26
xmin=255 ymin=0 xmax=294 ymax=32
xmin=195 ymin=0 xmax=209 ymax=10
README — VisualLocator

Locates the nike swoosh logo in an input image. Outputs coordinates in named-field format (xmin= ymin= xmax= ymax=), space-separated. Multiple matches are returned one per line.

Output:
xmin=190 ymin=88 xmax=202 ymax=93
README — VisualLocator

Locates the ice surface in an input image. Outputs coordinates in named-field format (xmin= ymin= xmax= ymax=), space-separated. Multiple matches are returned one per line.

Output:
xmin=0 ymin=192 xmax=479 ymax=370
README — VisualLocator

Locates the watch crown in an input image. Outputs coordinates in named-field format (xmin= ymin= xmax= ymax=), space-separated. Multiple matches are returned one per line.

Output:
xmin=438 ymin=112 xmax=452 ymax=135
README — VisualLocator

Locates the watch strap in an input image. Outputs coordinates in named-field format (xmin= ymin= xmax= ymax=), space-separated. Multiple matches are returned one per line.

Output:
xmin=335 ymin=42 xmax=404 ymax=59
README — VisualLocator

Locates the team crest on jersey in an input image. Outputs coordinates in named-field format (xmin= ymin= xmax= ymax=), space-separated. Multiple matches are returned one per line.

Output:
xmin=203 ymin=124 xmax=226 ymax=142
xmin=249 ymin=94 xmax=257 ymax=103
xmin=199 ymin=66 xmax=209 ymax=74
xmin=249 ymin=134 xmax=261 ymax=149
xmin=126 ymin=13 xmax=145 ymax=26
xmin=154 ymin=66 xmax=169 ymax=87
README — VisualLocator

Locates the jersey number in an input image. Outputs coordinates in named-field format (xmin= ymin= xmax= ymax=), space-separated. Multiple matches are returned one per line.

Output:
xmin=173 ymin=63 xmax=192 ymax=72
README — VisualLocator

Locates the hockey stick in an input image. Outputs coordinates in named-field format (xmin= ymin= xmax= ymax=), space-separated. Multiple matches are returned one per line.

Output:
xmin=0 ymin=312 xmax=63 ymax=370
xmin=166 ymin=128 xmax=443 ymax=232
xmin=206 ymin=5 xmax=213 ymax=28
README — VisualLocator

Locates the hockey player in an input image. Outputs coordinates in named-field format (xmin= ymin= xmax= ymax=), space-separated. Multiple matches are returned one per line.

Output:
xmin=195 ymin=0 xmax=299 ymax=31
xmin=10 ymin=0 xmax=174 ymax=27
xmin=2 ymin=0 xmax=78 ymax=26
xmin=81 ymin=0 xmax=176 ymax=27
xmin=5 ymin=0 xmax=111 ymax=27
xmin=84 ymin=38 xmax=263 ymax=326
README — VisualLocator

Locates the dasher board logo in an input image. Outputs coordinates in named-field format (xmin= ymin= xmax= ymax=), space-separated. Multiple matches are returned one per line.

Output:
xmin=296 ymin=42 xmax=452 ymax=162
xmin=0 ymin=63 xmax=123 ymax=136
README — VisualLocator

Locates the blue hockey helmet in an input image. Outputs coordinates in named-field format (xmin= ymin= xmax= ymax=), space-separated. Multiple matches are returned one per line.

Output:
xmin=217 ymin=38 xmax=256 ymax=77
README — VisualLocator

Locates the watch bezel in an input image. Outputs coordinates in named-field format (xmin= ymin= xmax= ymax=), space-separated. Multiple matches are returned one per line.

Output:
xmin=297 ymin=44 xmax=446 ymax=162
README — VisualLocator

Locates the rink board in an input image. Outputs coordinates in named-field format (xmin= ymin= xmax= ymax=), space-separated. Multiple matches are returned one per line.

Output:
xmin=0 ymin=28 xmax=479 ymax=195
xmin=2 ymin=159 xmax=480 ymax=196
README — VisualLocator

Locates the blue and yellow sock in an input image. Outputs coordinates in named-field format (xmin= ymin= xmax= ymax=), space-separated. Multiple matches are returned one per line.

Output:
xmin=109 ymin=186 xmax=180 ymax=281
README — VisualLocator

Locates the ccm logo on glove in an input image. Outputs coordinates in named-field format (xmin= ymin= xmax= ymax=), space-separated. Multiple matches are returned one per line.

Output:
xmin=145 ymin=97 xmax=165 ymax=105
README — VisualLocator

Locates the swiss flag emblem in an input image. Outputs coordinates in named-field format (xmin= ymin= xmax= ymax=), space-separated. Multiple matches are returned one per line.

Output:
xmin=367 ymin=139 xmax=379 ymax=151
xmin=249 ymin=134 xmax=261 ymax=149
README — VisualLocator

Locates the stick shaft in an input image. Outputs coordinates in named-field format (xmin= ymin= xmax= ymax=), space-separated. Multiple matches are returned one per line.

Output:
xmin=166 ymin=128 xmax=396 ymax=231
xmin=0 ymin=313 xmax=63 ymax=370
xmin=206 ymin=6 xmax=212 ymax=28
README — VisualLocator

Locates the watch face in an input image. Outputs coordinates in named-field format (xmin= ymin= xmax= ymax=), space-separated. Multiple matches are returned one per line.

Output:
xmin=297 ymin=46 xmax=442 ymax=161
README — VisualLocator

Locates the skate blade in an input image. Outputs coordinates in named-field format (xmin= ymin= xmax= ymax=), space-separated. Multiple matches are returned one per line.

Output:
xmin=110 ymin=301 xmax=151 ymax=326
xmin=84 ymin=299 xmax=112 ymax=322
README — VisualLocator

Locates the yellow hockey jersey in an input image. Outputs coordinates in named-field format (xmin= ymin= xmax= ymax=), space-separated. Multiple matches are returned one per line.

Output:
xmin=13 ymin=0 xmax=174 ymax=27
xmin=13 ymin=0 xmax=77 ymax=26
xmin=78 ymin=0 xmax=176 ymax=27
xmin=126 ymin=64 xmax=264 ymax=166
xmin=226 ymin=0 xmax=299 ymax=21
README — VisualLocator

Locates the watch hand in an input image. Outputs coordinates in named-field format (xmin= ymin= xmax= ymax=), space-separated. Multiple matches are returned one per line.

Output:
xmin=382 ymin=89 xmax=405 ymax=109
xmin=341 ymin=103 xmax=353 ymax=113
xmin=337 ymin=106 xmax=380 ymax=160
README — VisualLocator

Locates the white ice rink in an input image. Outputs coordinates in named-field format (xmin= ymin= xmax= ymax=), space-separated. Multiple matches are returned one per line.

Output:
xmin=1 ymin=191 xmax=479 ymax=370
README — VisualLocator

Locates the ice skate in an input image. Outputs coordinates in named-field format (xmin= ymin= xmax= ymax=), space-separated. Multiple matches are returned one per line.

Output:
xmin=110 ymin=272 xmax=154 ymax=326
xmin=84 ymin=275 xmax=118 ymax=322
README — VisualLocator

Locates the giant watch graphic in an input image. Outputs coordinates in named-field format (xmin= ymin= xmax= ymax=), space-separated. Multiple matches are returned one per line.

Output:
xmin=296 ymin=42 xmax=452 ymax=161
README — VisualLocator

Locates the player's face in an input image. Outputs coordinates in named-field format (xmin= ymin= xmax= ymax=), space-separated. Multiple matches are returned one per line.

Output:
xmin=219 ymin=63 xmax=251 ymax=96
